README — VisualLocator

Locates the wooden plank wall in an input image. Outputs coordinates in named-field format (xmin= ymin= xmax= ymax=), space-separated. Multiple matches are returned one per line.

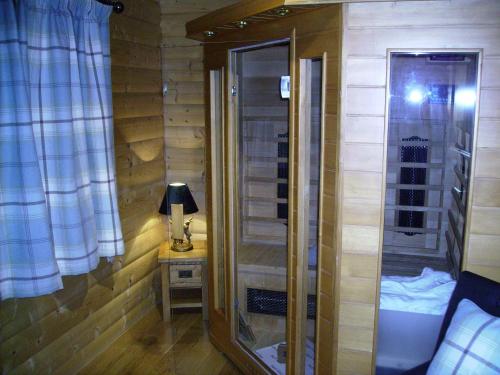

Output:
xmin=159 ymin=0 xmax=238 ymax=240
xmin=0 ymin=1 xmax=165 ymax=373
xmin=337 ymin=0 xmax=500 ymax=373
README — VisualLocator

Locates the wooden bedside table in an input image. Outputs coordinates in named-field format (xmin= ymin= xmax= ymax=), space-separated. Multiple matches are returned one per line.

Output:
xmin=158 ymin=241 xmax=208 ymax=322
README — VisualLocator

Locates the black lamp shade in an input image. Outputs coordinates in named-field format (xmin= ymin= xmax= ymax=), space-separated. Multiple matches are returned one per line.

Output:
xmin=159 ymin=183 xmax=199 ymax=215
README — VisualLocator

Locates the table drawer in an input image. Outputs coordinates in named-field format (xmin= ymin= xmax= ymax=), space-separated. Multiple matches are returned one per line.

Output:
xmin=170 ymin=264 xmax=202 ymax=286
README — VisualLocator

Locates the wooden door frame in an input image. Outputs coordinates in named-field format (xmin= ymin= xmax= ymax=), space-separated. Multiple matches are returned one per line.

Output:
xmin=208 ymin=66 xmax=226 ymax=321
xmin=296 ymin=55 xmax=328 ymax=375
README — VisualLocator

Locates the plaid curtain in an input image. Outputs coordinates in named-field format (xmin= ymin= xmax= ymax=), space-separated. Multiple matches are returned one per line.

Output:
xmin=0 ymin=0 xmax=124 ymax=300
xmin=0 ymin=0 xmax=62 ymax=299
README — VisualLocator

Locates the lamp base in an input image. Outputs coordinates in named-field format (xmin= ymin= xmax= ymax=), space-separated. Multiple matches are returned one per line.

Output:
xmin=171 ymin=239 xmax=193 ymax=252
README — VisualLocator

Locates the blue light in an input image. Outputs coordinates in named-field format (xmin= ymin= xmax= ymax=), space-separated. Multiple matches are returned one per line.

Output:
xmin=406 ymin=87 xmax=426 ymax=104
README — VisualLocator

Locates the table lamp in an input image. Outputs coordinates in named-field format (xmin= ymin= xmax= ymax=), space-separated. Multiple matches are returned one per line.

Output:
xmin=159 ymin=182 xmax=199 ymax=251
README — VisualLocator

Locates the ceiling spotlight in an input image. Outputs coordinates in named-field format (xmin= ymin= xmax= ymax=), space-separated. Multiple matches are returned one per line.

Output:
xmin=204 ymin=30 xmax=216 ymax=37
xmin=236 ymin=20 xmax=248 ymax=28
xmin=275 ymin=7 xmax=289 ymax=17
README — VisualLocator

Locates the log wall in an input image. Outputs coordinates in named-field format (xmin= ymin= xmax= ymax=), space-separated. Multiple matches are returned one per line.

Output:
xmin=0 ymin=0 xmax=165 ymax=373
xmin=159 ymin=0 xmax=238 ymax=239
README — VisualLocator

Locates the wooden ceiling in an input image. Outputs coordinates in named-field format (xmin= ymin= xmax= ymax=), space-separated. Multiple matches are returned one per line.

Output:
xmin=185 ymin=0 xmax=326 ymax=41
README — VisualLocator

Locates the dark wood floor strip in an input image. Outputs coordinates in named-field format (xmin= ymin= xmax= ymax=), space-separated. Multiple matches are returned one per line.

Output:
xmin=79 ymin=308 xmax=242 ymax=375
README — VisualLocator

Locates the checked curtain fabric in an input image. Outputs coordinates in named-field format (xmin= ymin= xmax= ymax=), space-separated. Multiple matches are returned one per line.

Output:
xmin=0 ymin=0 xmax=124 ymax=300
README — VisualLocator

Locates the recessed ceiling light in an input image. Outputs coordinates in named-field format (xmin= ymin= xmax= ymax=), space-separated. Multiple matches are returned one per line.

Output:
xmin=236 ymin=20 xmax=248 ymax=28
xmin=275 ymin=7 xmax=289 ymax=17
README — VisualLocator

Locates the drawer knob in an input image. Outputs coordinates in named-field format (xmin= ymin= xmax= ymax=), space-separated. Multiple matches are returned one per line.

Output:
xmin=179 ymin=270 xmax=192 ymax=278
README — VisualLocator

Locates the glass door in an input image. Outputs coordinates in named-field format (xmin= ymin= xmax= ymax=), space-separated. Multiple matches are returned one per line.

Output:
xmin=231 ymin=42 xmax=291 ymax=374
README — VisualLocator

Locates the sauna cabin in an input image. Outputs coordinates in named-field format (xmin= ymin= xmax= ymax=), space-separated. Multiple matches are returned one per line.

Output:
xmin=189 ymin=1 xmax=500 ymax=374
xmin=0 ymin=0 xmax=499 ymax=375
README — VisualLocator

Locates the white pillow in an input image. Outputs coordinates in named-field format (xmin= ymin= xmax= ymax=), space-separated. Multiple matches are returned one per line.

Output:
xmin=427 ymin=299 xmax=500 ymax=375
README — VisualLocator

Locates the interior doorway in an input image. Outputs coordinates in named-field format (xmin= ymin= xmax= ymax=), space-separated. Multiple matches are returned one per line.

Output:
xmin=377 ymin=51 xmax=480 ymax=373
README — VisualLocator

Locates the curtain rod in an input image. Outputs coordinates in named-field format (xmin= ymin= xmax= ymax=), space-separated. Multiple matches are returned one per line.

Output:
xmin=96 ymin=0 xmax=124 ymax=14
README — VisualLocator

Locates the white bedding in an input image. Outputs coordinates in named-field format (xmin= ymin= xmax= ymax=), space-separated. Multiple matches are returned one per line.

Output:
xmin=380 ymin=267 xmax=456 ymax=315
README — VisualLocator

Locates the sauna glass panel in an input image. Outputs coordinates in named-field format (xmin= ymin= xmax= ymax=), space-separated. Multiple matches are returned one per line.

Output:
xmin=210 ymin=69 xmax=225 ymax=313
xmin=234 ymin=44 xmax=290 ymax=374
xmin=377 ymin=52 xmax=479 ymax=371
xmin=303 ymin=58 xmax=322 ymax=374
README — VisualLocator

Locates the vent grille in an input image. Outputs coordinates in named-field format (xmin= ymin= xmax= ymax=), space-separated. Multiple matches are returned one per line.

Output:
xmin=398 ymin=136 xmax=428 ymax=235
xmin=247 ymin=288 xmax=316 ymax=319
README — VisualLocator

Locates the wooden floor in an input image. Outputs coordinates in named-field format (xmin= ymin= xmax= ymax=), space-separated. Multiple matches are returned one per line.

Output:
xmin=79 ymin=308 xmax=242 ymax=375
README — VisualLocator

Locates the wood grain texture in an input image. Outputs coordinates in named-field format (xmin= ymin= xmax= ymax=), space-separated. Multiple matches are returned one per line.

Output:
xmin=79 ymin=310 xmax=242 ymax=375
xmin=159 ymin=0 xmax=239 ymax=241
xmin=0 ymin=1 xmax=165 ymax=373
xmin=185 ymin=0 xmax=286 ymax=40
xmin=337 ymin=1 xmax=500 ymax=373
xmin=291 ymin=13 xmax=343 ymax=375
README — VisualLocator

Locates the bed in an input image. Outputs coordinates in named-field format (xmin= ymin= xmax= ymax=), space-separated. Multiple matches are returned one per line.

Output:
xmin=376 ymin=268 xmax=457 ymax=373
